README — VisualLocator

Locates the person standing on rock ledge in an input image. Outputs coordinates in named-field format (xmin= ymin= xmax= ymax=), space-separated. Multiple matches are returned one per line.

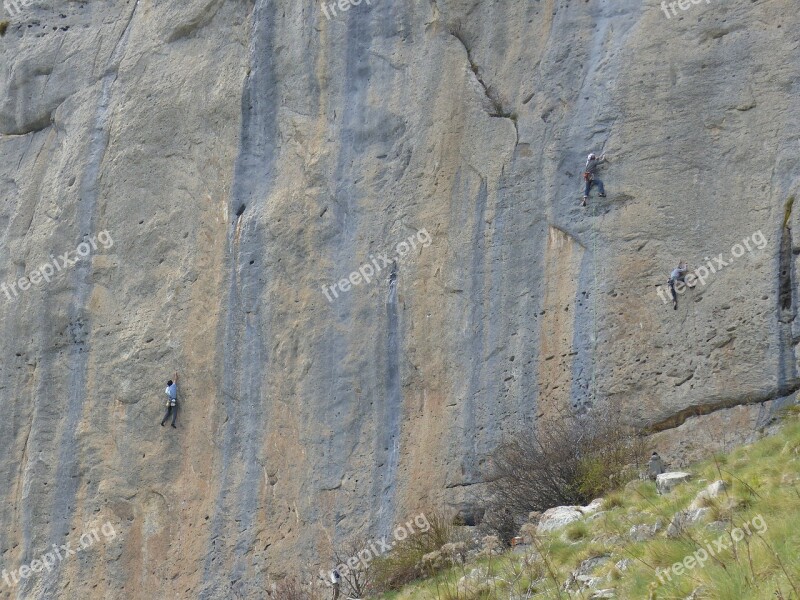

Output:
xmin=582 ymin=152 xmax=607 ymax=207
xmin=331 ymin=568 xmax=341 ymax=599
xmin=161 ymin=371 xmax=178 ymax=428
xmin=648 ymin=451 xmax=665 ymax=480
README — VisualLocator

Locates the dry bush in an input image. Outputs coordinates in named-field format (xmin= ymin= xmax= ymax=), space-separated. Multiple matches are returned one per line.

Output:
xmin=484 ymin=406 xmax=645 ymax=540
xmin=331 ymin=536 xmax=378 ymax=599
xmin=266 ymin=576 xmax=324 ymax=600
xmin=372 ymin=512 xmax=464 ymax=592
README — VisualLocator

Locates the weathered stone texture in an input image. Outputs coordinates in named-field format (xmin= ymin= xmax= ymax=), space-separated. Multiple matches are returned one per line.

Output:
xmin=0 ymin=0 xmax=798 ymax=597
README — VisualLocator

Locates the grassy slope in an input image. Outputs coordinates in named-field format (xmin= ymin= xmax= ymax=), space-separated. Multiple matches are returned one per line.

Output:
xmin=382 ymin=412 xmax=800 ymax=600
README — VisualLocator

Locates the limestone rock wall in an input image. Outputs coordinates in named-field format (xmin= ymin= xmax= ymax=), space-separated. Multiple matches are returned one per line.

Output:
xmin=0 ymin=0 xmax=798 ymax=597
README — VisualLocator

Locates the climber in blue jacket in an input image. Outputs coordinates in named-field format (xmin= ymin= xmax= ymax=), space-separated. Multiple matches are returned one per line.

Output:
xmin=161 ymin=371 xmax=178 ymax=428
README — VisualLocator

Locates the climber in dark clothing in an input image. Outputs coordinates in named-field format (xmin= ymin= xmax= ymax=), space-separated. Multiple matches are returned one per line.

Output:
xmin=582 ymin=153 xmax=607 ymax=207
xmin=161 ymin=371 xmax=178 ymax=428
xmin=668 ymin=262 xmax=691 ymax=310
xmin=331 ymin=569 xmax=341 ymax=600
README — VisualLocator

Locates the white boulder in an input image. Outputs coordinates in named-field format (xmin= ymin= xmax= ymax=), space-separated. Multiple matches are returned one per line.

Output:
xmin=656 ymin=471 xmax=692 ymax=494
xmin=689 ymin=480 xmax=727 ymax=509
xmin=666 ymin=508 xmax=713 ymax=537
xmin=536 ymin=506 xmax=583 ymax=533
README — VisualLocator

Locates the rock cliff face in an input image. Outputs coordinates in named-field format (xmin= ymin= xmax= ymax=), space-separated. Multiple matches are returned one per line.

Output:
xmin=0 ymin=0 xmax=798 ymax=597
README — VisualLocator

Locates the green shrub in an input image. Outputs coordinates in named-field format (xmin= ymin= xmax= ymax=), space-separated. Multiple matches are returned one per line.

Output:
xmin=576 ymin=456 xmax=610 ymax=499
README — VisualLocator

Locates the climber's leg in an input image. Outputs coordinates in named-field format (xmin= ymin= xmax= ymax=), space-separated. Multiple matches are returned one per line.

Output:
xmin=161 ymin=405 xmax=171 ymax=426
xmin=596 ymin=178 xmax=606 ymax=197
xmin=669 ymin=279 xmax=678 ymax=310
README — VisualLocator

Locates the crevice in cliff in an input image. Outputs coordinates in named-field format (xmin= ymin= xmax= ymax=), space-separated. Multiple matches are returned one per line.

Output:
xmin=3 ymin=120 xmax=53 ymax=137
xmin=166 ymin=0 xmax=225 ymax=43
xmin=445 ymin=479 xmax=488 ymax=489
xmin=777 ymin=195 xmax=798 ymax=409
xmin=15 ymin=393 xmax=35 ymax=521
xmin=448 ymin=28 xmax=518 ymax=145
xmin=107 ymin=0 xmax=139 ymax=75
xmin=646 ymin=382 xmax=800 ymax=434
xmin=779 ymin=197 xmax=795 ymax=319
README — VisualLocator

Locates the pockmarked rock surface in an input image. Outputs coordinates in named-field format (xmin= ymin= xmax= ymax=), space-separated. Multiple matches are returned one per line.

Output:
xmin=0 ymin=0 xmax=799 ymax=597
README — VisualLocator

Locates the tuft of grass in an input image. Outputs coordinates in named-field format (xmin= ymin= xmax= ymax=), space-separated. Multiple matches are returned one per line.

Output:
xmin=0 ymin=20 xmax=9 ymax=37
xmin=604 ymin=491 xmax=626 ymax=509
xmin=784 ymin=196 xmax=795 ymax=227
xmin=564 ymin=521 xmax=589 ymax=542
